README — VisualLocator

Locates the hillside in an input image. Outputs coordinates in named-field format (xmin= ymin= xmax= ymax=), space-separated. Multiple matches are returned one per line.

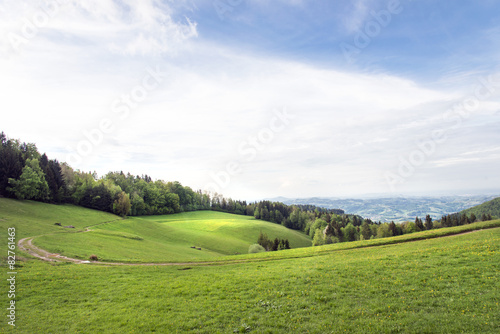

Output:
xmin=271 ymin=195 xmax=498 ymax=222
xmin=0 ymin=198 xmax=311 ymax=263
xmin=36 ymin=212 xmax=312 ymax=262
xmin=0 ymin=131 xmax=345 ymax=234
xmin=0 ymin=198 xmax=119 ymax=245
xmin=8 ymin=220 xmax=500 ymax=333
xmin=460 ymin=196 xmax=500 ymax=219
xmin=3 ymin=197 xmax=500 ymax=332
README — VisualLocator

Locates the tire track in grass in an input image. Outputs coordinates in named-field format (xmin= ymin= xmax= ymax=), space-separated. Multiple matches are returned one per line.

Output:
xmin=17 ymin=226 xmax=500 ymax=267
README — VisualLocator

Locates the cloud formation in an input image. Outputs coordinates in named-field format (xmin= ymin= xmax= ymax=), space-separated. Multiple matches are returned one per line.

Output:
xmin=1 ymin=0 xmax=499 ymax=200
xmin=1 ymin=0 xmax=197 ymax=57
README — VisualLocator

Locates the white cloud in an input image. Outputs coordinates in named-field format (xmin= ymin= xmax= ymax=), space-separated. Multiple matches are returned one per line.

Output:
xmin=1 ymin=1 xmax=499 ymax=199
xmin=2 ymin=33 xmax=455 ymax=197
xmin=0 ymin=0 xmax=197 ymax=57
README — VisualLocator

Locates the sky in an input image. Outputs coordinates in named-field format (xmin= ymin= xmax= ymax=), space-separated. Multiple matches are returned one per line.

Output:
xmin=1 ymin=0 xmax=499 ymax=201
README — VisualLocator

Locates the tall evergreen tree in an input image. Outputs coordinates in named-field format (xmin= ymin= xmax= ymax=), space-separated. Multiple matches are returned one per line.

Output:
xmin=257 ymin=231 xmax=271 ymax=251
xmin=0 ymin=137 xmax=24 ymax=197
xmin=415 ymin=217 xmax=424 ymax=231
xmin=460 ymin=213 xmax=469 ymax=225
xmin=388 ymin=221 xmax=397 ymax=236
xmin=424 ymin=215 xmax=433 ymax=230
xmin=272 ymin=238 xmax=280 ymax=251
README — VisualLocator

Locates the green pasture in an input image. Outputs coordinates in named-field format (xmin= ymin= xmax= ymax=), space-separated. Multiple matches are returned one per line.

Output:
xmin=1 ymin=198 xmax=499 ymax=333
xmin=0 ymin=199 xmax=311 ymax=262
xmin=1 ymin=227 xmax=497 ymax=333
xmin=0 ymin=198 xmax=118 ymax=248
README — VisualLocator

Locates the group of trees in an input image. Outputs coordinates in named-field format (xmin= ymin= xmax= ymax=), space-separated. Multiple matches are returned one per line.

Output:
xmin=248 ymin=201 xmax=345 ymax=231
xmin=0 ymin=133 xmax=348 ymax=224
xmin=310 ymin=210 xmax=496 ymax=246
xmin=1 ymin=131 xmax=497 ymax=246
xmin=0 ymin=132 xmax=202 ymax=216
xmin=1 ymin=133 xmax=65 ymax=203
xmin=256 ymin=232 xmax=290 ymax=251
xmin=440 ymin=212 xmax=492 ymax=227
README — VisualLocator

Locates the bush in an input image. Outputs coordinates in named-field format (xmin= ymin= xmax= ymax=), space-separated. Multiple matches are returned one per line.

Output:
xmin=248 ymin=244 xmax=266 ymax=254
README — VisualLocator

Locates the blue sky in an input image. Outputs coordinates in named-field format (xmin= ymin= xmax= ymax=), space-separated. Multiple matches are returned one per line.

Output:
xmin=1 ymin=0 xmax=499 ymax=200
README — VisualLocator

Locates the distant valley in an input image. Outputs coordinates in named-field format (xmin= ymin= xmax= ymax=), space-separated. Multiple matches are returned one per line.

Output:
xmin=269 ymin=195 xmax=499 ymax=222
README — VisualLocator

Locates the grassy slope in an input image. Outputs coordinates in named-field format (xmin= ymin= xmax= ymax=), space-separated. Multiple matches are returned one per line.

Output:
xmin=3 ymin=226 xmax=498 ymax=333
xmin=461 ymin=196 xmax=500 ymax=218
xmin=0 ymin=199 xmax=311 ymax=262
xmin=1 ymin=198 xmax=499 ymax=332
xmin=0 ymin=198 xmax=119 ymax=251
xmin=35 ymin=212 xmax=312 ymax=262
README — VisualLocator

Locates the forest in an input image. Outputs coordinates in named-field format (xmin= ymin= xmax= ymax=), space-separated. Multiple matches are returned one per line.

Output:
xmin=0 ymin=132 xmax=344 ymax=229
xmin=0 ymin=131 xmax=494 ymax=245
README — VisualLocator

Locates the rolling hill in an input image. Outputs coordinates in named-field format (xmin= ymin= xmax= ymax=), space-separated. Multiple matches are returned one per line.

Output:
xmin=459 ymin=196 xmax=500 ymax=219
xmin=271 ymin=195 xmax=498 ymax=222
xmin=2 ymin=197 xmax=500 ymax=332
xmin=4 ymin=213 xmax=499 ymax=333
xmin=0 ymin=198 xmax=311 ymax=263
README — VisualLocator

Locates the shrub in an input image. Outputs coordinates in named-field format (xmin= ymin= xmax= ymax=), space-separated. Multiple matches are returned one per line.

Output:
xmin=248 ymin=244 xmax=266 ymax=254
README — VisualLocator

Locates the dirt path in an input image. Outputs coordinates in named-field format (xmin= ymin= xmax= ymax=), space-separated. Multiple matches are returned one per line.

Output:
xmin=18 ymin=237 xmax=89 ymax=264
xmin=17 ymin=219 xmax=124 ymax=264
xmin=17 ymin=236 xmax=246 ymax=267
xmin=17 ymin=227 xmax=498 ymax=267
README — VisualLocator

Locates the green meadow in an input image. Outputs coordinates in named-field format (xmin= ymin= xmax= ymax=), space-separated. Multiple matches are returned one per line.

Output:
xmin=35 ymin=211 xmax=312 ymax=263
xmin=0 ymin=198 xmax=119 ymax=242
xmin=0 ymin=198 xmax=311 ymax=262
xmin=1 ymin=198 xmax=499 ymax=333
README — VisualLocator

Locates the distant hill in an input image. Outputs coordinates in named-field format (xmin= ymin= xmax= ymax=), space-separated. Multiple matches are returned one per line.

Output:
xmin=268 ymin=195 xmax=499 ymax=222
xmin=459 ymin=197 xmax=500 ymax=219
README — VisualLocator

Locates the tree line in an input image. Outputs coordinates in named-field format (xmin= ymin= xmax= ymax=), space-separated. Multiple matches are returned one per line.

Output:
xmin=310 ymin=211 xmax=496 ymax=246
xmin=440 ymin=212 xmax=492 ymax=227
xmin=1 ymin=132 xmax=495 ymax=245
xmin=0 ymin=132 xmax=347 ymax=227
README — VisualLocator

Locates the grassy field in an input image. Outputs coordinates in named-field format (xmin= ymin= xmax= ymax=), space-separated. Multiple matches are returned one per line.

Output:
xmin=1 ymin=226 xmax=498 ymax=333
xmin=0 ymin=198 xmax=119 ymax=242
xmin=1 ymin=198 xmax=499 ymax=333
xmin=0 ymin=198 xmax=311 ymax=262
xmin=34 ymin=211 xmax=312 ymax=262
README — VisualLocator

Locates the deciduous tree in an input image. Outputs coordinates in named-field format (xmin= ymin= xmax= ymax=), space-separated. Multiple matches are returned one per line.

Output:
xmin=113 ymin=191 xmax=131 ymax=217
xmin=8 ymin=158 xmax=49 ymax=201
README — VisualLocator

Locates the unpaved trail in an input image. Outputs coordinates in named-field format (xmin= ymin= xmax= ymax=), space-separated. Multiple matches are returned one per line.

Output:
xmin=17 ymin=227 xmax=499 ymax=267
xmin=17 ymin=236 xmax=246 ymax=267
xmin=18 ymin=237 xmax=89 ymax=264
